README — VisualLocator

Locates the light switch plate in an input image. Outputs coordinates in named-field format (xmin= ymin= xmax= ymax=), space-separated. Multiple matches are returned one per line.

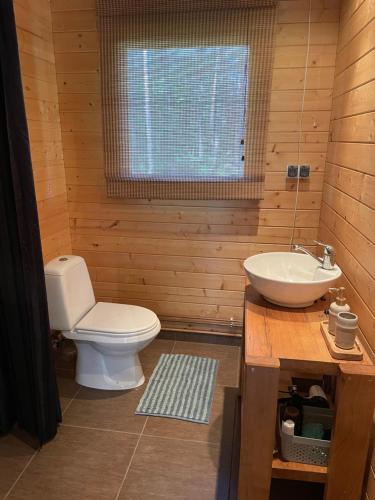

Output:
xmin=299 ymin=165 xmax=310 ymax=178
xmin=286 ymin=165 xmax=299 ymax=178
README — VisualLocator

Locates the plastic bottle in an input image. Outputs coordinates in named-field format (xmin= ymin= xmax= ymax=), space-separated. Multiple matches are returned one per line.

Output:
xmin=282 ymin=419 xmax=295 ymax=436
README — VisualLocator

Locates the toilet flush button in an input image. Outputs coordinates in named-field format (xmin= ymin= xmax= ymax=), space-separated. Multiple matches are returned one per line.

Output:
xmin=59 ymin=257 xmax=68 ymax=262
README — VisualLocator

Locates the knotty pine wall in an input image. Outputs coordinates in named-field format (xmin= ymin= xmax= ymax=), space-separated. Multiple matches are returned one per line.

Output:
xmin=14 ymin=0 xmax=71 ymax=262
xmin=316 ymin=1 xmax=375 ymax=495
xmin=50 ymin=0 xmax=340 ymax=332
xmin=318 ymin=0 xmax=375 ymax=353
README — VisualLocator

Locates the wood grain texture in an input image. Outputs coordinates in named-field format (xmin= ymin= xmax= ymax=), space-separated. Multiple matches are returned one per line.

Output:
xmin=317 ymin=3 xmax=375 ymax=497
xmin=244 ymin=286 xmax=373 ymax=375
xmin=325 ymin=365 xmax=375 ymax=500
xmin=49 ymin=0 xmax=339 ymax=328
xmin=318 ymin=0 xmax=375 ymax=353
xmin=14 ymin=0 xmax=71 ymax=262
xmin=238 ymin=359 xmax=280 ymax=499
xmin=243 ymin=286 xmax=375 ymax=498
xmin=271 ymin=458 xmax=327 ymax=484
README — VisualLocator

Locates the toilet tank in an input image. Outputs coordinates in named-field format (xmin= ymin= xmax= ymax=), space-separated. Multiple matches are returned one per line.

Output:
xmin=44 ymin=255 xmax=96 ymax=331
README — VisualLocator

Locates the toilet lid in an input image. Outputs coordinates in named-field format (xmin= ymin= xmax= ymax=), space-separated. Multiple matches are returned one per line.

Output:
xmin=75 ymin=302 xmax=159 ymax=336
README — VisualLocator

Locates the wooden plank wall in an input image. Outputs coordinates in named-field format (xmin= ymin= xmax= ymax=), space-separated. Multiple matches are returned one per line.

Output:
xmin=318 ymin=0 xmax=375 ymax=353
xmin=317 ymin=2 xmax=375 ymax=495
xmin=14 ymin=0 xmax=71 ymax=262
xmin=50 ymin=0 xmax=340 ymax=331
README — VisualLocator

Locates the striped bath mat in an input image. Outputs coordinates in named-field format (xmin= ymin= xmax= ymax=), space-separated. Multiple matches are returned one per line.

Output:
xmin=135 ymin=353 xmax=219 ymax=424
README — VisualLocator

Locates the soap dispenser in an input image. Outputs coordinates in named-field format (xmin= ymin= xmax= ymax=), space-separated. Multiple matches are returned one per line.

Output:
xmin=328 ymin=287 xmax=350 ymax=335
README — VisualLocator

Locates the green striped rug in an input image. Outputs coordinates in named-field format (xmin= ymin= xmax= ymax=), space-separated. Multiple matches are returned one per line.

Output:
xmin=135 ymin=353 xmax=219 ymax=424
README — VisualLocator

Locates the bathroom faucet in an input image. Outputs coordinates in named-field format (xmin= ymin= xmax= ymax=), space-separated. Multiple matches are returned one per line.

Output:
xmin=293 ymin=241 xmax=336 ymax=270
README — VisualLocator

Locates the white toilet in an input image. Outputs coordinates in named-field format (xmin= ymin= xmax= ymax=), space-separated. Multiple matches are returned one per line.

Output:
xmin=44 ymin=255 xmax=161 ymax=390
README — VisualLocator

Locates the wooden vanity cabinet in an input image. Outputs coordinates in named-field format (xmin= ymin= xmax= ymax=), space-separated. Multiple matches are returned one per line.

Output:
xmin=238 ymin=285 xmax=375 ymax=500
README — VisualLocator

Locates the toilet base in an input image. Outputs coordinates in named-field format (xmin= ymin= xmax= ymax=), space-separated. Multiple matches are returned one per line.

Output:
xmin=74 ymin=340 xmax=146 ymax=390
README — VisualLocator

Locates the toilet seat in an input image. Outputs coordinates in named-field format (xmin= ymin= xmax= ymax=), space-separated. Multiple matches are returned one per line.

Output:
xmin=75 ymin=302 xmax=159 ymax=338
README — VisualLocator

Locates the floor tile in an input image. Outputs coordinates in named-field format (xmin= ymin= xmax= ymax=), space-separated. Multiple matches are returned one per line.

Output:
xmin=57 ymin=372 xmax=80 ymax=414
xmin=172 ymin=332 xmax=241 ymax=347
xmin=157 ymin=331 xmax=176 ymax=341
xmin=8 ymin=426 xmax=138 ymax=500
xmin=0 ymin=434 xmax=35 ymax=498
xmin=62 ymin=384 xmax=146 ymax=434
xmin=119 ymin=435 xmax=230 ymax=500
xmin=144 ymin=386 xmax=238 ymax=444
xmin=172 ymin=341 xmax=240 ymax=387
xmin=139 ymin=339 xmax=175 ymax=378
xmin=58 ymin=339 xmax=173 ymax=433
xmin=54 ymin=340 xmax=77 ymax=372
xmin=55 ymin=339 xmax=173 ymax=382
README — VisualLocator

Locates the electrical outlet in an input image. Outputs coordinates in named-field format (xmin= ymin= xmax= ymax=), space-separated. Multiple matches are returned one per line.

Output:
xmin=299 ymin=165 xmax=310 ymax=178
xmin=286 ymin=164 xmax=299 ymax=178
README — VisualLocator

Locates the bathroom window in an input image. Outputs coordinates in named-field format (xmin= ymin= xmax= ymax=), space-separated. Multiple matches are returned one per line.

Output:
xmin=97 ymin=2 xmax=276 ymax=199
xmin=127 ymin=46 xmax=248 ymax=181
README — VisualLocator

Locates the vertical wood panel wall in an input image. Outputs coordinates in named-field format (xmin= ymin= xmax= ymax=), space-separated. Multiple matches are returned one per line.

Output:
xmin=14 ymin=0 xmax=71 ymax=262
xmin=317 ymin=1 xmax=375 ymax=496
xmin=50 ymin=0 xmax=339 ymax=331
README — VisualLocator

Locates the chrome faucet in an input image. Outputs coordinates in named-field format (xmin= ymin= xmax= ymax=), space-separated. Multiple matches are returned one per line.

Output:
xmin=293 ymin=240 xmax=336 ymax=270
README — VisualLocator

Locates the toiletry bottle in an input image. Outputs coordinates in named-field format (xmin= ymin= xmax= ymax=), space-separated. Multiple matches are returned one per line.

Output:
xmin=282 ymin=419 xmax=295 ymax=436
xmin=328 ymin=287 xmax=350 ymax=335
xmin=283 ymin=405 xmax=302 ymax=435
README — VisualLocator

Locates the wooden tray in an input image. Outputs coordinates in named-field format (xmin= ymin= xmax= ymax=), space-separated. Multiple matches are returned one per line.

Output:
xmin=320 ymin=320 xmax=363 ymax=361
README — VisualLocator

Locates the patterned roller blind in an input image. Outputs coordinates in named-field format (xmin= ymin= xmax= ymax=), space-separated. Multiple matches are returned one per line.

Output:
xmin=97 ymin=1 xmax=276 ymax=199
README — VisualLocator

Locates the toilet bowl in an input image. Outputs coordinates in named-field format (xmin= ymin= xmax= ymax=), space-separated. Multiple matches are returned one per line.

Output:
xmin=44 ymin=256 xmax=161 ymax=390
xmin=64 ymin=302 xmax=160 ymax=389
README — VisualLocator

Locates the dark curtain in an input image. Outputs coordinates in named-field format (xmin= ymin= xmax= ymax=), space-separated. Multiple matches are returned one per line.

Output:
xmin=0 ymin=0 xmax=61 ymax=444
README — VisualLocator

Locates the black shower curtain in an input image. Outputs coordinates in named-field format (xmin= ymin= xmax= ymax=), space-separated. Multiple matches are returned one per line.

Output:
xmin=0 ymin=0 xmax=61 ymax=443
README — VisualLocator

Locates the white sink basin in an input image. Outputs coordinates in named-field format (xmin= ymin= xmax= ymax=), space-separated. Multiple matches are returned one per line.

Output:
xmin=244 ymin=252 xmax=342 ymax=308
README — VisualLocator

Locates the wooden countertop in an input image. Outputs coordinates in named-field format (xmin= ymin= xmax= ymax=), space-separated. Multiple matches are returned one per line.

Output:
xmin=244 ymin=285 xmax=374 ymax=375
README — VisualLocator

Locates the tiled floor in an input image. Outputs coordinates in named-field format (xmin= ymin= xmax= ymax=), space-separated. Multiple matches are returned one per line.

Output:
xmin=0 ymin=338 xmax=240 ymax=500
